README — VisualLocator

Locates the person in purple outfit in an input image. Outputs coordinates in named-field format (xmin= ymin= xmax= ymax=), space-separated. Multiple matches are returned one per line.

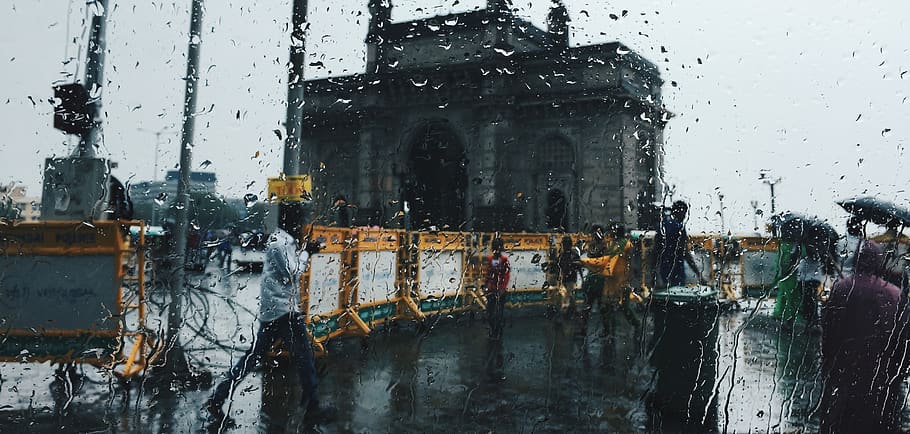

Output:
xmin=819 ymin=240 xmax=910 ymax=433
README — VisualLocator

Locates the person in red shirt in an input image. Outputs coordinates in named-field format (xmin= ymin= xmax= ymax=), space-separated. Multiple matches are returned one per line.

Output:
xmin=483 ymin=238 xmax=511 ymax=340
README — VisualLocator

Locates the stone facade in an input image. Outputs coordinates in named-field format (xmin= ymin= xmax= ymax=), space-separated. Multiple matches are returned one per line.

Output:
xmin=300 ymin=0 xmax=668 ymax=232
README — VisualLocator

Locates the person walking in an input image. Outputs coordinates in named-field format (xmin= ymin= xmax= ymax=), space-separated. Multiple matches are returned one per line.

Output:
xmin=483 ymin=238 xmax=511 ymax=340
xmin=651 ymin=201 xmax=706 ymax=288
xmin=216 ymin=235 xmax=233 ymax=270
xmin=205 ymin=209 xmax=334 ymax=427
xmin=555 ymin=235 xmax=582 ymax=316
xmin=599 ymin=223 xmax=639 ymax=334
xmin=820 ymin=240 xmax=910 ymax=433
xmin=580 ymin=225 xmax=608 ymax=330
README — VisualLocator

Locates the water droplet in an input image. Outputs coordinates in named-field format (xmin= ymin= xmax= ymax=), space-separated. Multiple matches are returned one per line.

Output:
xmin=493 ymin=47 xmax=515 ymax=57
xmin=410 ymin=77 xmax=428 ymax=87
xmin=616 ymin=46 xmax=630 ymax=55
xmin=155 ymin=192 xmax=168 ymax=206
xmin=199 ymin=159 xmax=212 ymax=169
xmin=243 ymin=193 xmax=258 ymax=208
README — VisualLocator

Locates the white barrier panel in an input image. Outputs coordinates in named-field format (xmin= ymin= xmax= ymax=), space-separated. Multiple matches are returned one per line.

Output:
xmin=0 ymin=255 xmax=119 ymax=331
xmin=506 ymin=250 xmax=547 ymax=290
xmin=308 ymin=253 xmax=342 ymax=316
xmin=358 ymin=250 xmax=397 ymax=304
xmin=418 ymin=250 xmax=463 ymax=298
xmin=742 ymin=250 xmax=778 ymax=288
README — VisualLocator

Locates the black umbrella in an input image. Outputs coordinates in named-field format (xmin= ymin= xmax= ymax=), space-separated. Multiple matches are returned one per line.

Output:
xmin=838 ymin=196 xmax=910 ymax=227
xmin=770 ymin=212 xmax=839 ymax=245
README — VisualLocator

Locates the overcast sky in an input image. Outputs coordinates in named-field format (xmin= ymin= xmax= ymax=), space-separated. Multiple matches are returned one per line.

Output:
xmin=2 ymin=0 xmax=908 ymax=233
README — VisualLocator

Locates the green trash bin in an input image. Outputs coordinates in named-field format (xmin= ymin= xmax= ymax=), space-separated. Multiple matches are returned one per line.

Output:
xmin=648 ymin=285 xmax=720 ymax=433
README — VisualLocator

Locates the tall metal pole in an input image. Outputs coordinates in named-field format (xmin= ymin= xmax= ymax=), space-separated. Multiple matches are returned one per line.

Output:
xmin=280 ymin=0 xmax=309 ymax=229
xmin=284 ymin=0 xmax=307 ymax=178
xmin=77 ymin=0 xmax=109 ymax=158
xmin=166 ymin=0 xmax=205 ymax=376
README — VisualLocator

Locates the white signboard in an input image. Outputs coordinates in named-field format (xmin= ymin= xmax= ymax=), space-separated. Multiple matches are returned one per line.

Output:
xmin=0 ymin=255 xmax=119 ymax=331
xmin=358 ymin=251 xmax=398 ymax=304
xmin=506 ymin=250 xmax=547 ymax=290
xmin=418 ymin=250 xmax=463 ymax=298
xmin=308 ymin=253 xmax=341 ymax=316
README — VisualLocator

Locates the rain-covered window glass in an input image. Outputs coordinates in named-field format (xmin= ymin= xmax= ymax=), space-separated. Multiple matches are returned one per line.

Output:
xmin=2 ymin=0 xmax=909 ymax=432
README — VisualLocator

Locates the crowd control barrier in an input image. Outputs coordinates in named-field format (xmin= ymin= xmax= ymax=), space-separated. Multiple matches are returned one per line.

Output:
xmin=302 ymin=227 xmax=355 ymax=343
xmin=294 ymin=226 xmax=802 ymax=354
xmin=0 ymin=221 xmax=151 ymax=379
xmin=351 ymin=229 xmax=417 ymax=327
xmin=414 ymin=231 xmax=470 ymax=314
xmin=494 ymin=233 xmax=551 ymax=306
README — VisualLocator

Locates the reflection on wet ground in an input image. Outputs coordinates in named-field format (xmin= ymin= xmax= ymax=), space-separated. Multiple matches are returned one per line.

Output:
xmin=0 ymin=269 xmax=907 ymax=432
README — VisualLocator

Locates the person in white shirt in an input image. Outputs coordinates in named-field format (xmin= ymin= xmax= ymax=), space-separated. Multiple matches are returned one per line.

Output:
xmin=206 ymin=207 xmax=334 ymax=426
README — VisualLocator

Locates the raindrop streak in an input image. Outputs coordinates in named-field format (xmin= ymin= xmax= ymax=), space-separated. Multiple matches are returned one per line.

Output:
xmin=493 ymin=47 xmax=515 ymax=57
xmin=243 ymin=193 xmax=258 ymax=208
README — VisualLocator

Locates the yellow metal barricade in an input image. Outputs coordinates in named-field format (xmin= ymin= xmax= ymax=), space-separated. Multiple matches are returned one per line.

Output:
xmin=0 ymin=221 xmax=151 ymax=379
xmin=414 ymin=231 xmax=469 ymax=314
xmin=351 ymin=228 xmax=415 ymax=327
xmin=301 ymin=226 xmax=354 ymax=344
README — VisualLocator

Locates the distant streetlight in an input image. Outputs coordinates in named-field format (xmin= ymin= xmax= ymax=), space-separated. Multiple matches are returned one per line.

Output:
xmin=717 ymin=192 xmax=725 ymax=234
xmin=138 ymin=127 xmax=176 ymax=181
xmin=750 ymin=200 xmax=759 ymax=232
xmin=758 ymin=170 xmax=782 ymax=214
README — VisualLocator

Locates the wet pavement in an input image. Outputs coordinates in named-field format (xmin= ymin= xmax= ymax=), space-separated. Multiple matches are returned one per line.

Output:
xmin=0 ymin=263 xmax=907 ymax=433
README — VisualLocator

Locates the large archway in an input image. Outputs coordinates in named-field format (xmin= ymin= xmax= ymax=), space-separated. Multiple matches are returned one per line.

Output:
xmin=404 ymin=122 xmax=467 ymax=230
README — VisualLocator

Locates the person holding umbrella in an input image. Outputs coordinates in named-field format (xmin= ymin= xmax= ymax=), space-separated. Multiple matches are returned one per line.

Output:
xmin=839 ymin=197 xmax=910 ymax=289
xmin=820 ymin=240 xmax=910 ymax=433
xmin=770 ymin=213 xmax=838 ymax=329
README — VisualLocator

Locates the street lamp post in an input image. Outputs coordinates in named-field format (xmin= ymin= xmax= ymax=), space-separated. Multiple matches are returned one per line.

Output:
xmin=758 ymin=171 xmax=782 ymax=214
xmin=138 ymin=127 xmax=174 ymax=182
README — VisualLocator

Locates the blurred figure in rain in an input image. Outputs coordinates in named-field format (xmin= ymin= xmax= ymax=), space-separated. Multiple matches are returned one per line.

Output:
xmin=872 ymin=221 xmax=910 ymax=288
xmin=837 ymin=216 xmax=864 ymax=277
xmin=651 ymin=201 xmax=706 ymax=288
xmin=483 ymin=237 xmax=511 ymax=340
xmin=820 ymin=240 xmax=910 ymax=433
xmin=793 ymin=240 xmax=836 ymax=330
xmin=772 ymin=233 xmax=801 ymax=325
xmin=216 ymin=234 xmax=232 ymax=271
xmin=206 ymin=205 xmax=334 ymax=427
xmin=554 ymin=235 xmax=581 ymax=317
xmin=579 ymin=225 xmax=607 ymax=331
xmin=596 ymin=223 xmax=639 ymax=336
xmin=331 ymin=194 xmax=353 ymax=228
